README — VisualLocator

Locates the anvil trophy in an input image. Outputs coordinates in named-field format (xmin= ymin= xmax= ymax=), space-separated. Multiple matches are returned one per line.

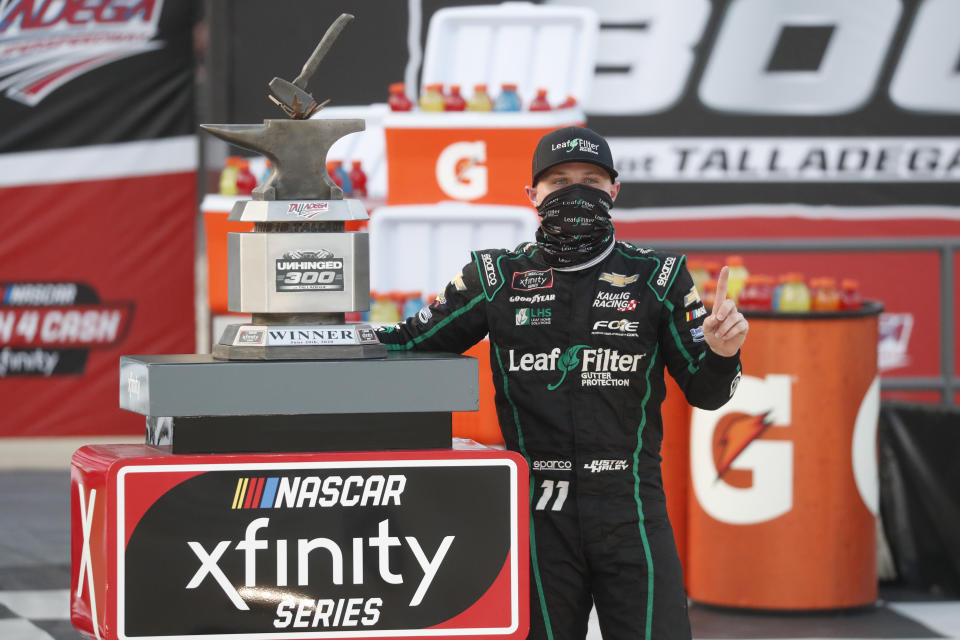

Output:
xmin=203 ymin=13 xmax=385 ymax=360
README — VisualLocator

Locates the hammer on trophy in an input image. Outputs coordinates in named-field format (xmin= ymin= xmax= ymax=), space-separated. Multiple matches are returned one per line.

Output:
xmin=268 ymin=13 xmax=354 ymax=119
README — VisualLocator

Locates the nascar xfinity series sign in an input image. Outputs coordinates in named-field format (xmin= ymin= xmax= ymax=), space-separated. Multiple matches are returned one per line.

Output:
xmin=70 ymin=447 xmax=529 ymax=640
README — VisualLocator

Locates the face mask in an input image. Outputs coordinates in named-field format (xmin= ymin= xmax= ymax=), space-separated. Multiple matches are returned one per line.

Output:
xmin=535 ymin=183 xmax=615 ymax=268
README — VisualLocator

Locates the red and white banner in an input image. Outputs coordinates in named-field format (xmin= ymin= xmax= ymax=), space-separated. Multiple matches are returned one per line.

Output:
xmin=0 ymin=0 xmax=197 ymax=436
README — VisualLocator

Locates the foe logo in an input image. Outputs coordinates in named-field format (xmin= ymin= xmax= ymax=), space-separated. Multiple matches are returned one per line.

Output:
xmin=691 ymin=374 xmax=793 ymax=525
xmin=436 ymin=141 xmax=487 ymax=200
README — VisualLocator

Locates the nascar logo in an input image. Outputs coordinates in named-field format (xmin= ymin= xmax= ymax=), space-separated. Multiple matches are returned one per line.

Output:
xmin=231 ymin=475 xmax=406 ymax=509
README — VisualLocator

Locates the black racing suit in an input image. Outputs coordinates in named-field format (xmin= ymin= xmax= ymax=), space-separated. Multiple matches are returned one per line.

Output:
xmin=376 ymin=240 xmax=741 ymax=640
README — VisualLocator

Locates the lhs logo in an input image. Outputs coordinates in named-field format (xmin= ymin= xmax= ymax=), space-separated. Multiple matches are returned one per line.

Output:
xmin=515 ymin=307 xmax=551 ymax=326
xmin=0 ymin=0 xmax=165 ymax=106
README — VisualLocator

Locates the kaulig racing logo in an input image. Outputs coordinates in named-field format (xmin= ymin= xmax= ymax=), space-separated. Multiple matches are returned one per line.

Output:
xmin=0 ymin=0 xmax=165 ymax=106
xmin=507 ymin=345 xmax=645 ymax=390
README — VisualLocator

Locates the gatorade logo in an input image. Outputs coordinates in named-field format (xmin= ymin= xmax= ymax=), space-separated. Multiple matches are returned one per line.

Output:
xmin=691 ymin=374 xmax=793 ymax=525
xmin=436 ymin=141 xmax=487 ymax=200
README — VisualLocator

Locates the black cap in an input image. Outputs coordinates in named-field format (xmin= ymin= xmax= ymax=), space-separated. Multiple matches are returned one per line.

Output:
xmin=531 ymin=125 xmax=618 ymax=185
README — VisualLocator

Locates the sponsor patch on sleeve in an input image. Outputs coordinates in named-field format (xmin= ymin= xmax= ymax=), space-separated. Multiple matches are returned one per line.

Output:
xmin=684 ymin=286 xmax=702 ymax=307
xmin=690 ymin=326 xmax=705 ymax=342
xmin=685 ymin=306 xmax=707 ymax=322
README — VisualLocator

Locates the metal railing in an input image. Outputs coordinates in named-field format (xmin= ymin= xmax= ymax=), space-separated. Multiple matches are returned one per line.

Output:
xmin=630 ymin=237 xmax=958 ymax=406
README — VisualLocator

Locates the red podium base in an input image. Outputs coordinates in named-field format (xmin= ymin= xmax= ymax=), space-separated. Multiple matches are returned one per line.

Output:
xmin=71 ymin=444 xmax=528 ymax=640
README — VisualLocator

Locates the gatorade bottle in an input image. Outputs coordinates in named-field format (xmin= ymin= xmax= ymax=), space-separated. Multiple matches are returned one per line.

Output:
xmin=704 ymin=262 xmax=721 ymax=283
xmin=235 ymin=158 xmax=257 ymax=196
xmin=402 ymin=292 xmax=423 ymax=319
xmin=701 ymin=280 xmax=717 ymax=311
xmin=494 ymin=83 xmax=522 ymax=111
xmin=369 ymin=293 xmax=401 ymax=323
xmin=529 ymin=88 xmax=551 ymax=111
xmin=260 ymin=159 xmax=272 ymax=185
xmin=556 ymin=95 xmax=577 ymax=109
xmin=467 ymin=84 xmax=493 ymax=111
xmin=333 ymin=161 xmax=352 ymax=196
xmin=688 ymin=259 xmax=709 ymax=292
xmin=218 ymin=157 xmax=239 ymax=195
xmin=740 ymin=275 xmax=774 ymax=311
xmin=772 ymin=273 xmax=788 ymax=310
xmin=776 ymin=273 xmax=811 ymax=312
xmin=755 ymin=275 xmax=775 ymax=311
xmin=444 ymin=85 xmax=467 ymax=111
xmin=725 ymin=255 xmax=749 ymax=302
xmin=387 ymin=82 xmax=412 ymax=111
xmin=737 ymin=276 xmax=757 ymax=310
xmin=811 ymin=277 xmax=841 ymax=311
xmin=419 ymin=83 xmax=445 ymax=111
xmin=840 ymin=279 xmax=862 ymax=311
xmin=327 ymin=161 xmax=343 ymax=189
xmin=349 ymin=160 xmax=368 ymax=198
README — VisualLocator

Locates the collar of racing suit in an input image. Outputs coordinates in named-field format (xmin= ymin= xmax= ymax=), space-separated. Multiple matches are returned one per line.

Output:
xmin=551 ymin=237 xmax=616 ymax=272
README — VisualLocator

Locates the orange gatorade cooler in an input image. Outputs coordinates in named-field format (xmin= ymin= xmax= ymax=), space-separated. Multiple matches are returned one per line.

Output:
xmin=687 ymin=303 xmax=882 ymax=609
xmin=383 ymin=111 xmax=584 ymax=208
xmin=660 ymin=376 xmax=692 ymax=575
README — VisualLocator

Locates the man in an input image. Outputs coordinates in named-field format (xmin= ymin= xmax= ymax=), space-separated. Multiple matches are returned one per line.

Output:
xmin=376 ymin=126 xmax=748 ymax=640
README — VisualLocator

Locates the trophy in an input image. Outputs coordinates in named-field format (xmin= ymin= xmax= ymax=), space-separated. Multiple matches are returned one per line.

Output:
xmin=203 ymin=13 xmax=385 ymax=360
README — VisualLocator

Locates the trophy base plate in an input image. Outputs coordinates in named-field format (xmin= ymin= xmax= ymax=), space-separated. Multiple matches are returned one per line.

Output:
xmin=213 ymin=323 xmax=387 ymax=360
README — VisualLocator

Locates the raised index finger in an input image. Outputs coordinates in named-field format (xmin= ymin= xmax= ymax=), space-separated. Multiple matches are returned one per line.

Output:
xmin=713 ymin=265 xmax=729 ymax=315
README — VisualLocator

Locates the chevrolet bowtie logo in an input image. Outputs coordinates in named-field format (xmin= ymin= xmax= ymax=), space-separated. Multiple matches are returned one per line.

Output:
xmin=599 ymin=273 xmax=639 ymax=287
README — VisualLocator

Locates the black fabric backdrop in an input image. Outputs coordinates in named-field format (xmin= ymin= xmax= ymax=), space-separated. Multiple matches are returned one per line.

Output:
xmin=879 ymin=401 xmax=960 ymax=597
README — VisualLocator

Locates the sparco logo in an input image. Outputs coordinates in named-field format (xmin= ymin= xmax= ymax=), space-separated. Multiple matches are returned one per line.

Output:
xmin=508 ymin=345 xmax=645 ymax=390
xmin=0 ymin=0 xmax=164 ymax=106
xmin=584 ymin=460 xmax=629 ymax=473
xmin=120 ymin=463 xmax=515 ymax=637
xmin=287 ymin=202 xmax=329 ymax=219
xmin=511 ymin=269 xmax=553 ymax=291
xmin=656 ymin=256 xmax=676 ymax=287
xmin=533 ymin=460 xmax=572 ymax=471
xmin=481 ymin=253 xmax=497 ymax=287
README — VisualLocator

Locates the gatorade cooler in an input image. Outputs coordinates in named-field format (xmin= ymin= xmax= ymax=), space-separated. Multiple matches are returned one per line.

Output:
xmin=384 ymin=3 xmax=596 ymax=208
xmin=687 ymin=303 xmax=882 ymax=609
